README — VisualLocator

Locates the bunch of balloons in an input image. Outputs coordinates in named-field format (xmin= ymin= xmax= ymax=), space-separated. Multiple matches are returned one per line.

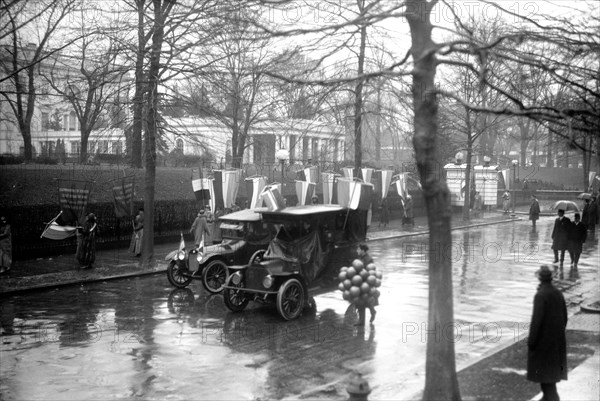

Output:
xmin=337 ymin=259 xmax=382 ymax=306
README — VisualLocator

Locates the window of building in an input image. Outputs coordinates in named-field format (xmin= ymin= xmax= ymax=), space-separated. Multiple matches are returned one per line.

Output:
xmin=69 ymin=112 xmax=77 ymax=131
xmin=41 ymin=112 xmax=49 ymax=131
xmin=176 ymin=138 xmax=184 ymax=153
xmin=113 ymin=141 xmax=122 ymax=154
xmin=100 ymin=140 xmax=109 ymax=153
xmin=71 ymin=141 xmax=80 ymax=155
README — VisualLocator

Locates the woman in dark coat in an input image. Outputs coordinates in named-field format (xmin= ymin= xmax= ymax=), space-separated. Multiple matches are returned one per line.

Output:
xmin=527 ymin=265 xmax=568 ymax=401
xmin=76 ymin=213 xmax=98 ymax=269
xmin=551 ymin=209 xmax=571 ymax=266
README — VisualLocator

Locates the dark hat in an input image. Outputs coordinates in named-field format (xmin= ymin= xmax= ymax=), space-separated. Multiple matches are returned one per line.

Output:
xmin=535 ymin=265 xmax=552 ymax=281
xmin=198 ymin=209 xmax=205 ymax=214
xmin=87 ymin=213 xmax=96 ymax=221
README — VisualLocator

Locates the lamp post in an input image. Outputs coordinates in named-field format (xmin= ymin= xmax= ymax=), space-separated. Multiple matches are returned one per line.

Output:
xmin=275 ymin=147 xmax=289 ymax=189
xmin=512 ymin=159 xmax=518 ymax=213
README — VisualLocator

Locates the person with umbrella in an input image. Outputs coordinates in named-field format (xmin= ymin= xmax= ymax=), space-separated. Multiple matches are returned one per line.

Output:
xmin=551 ymin=209 xmax=571 ymax=267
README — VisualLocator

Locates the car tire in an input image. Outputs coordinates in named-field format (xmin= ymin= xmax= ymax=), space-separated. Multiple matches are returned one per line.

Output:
xmin=248 ymin=250 xmax=265 ymax=265
xmin=202 ymin=260 xmax=229 ymax=294
xmin=276 ymin=278 xmax=306 ymax=320
xmin=223 ymin=278 xmax=249 ymax=312
xmin=167 ymin=260 xmax=193 ymax=288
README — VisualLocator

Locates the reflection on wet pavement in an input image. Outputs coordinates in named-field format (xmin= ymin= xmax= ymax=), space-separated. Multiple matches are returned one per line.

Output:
xmin=0 ymin=217 xmax=597 ymax=400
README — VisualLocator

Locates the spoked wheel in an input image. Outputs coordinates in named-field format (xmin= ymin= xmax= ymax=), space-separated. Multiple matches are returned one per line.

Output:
xmin=248 ymin=250 xmax=265 ymax=265
xmin=223 ymin=278 xmax=249 ymax=313
xmin=202 ymin=260 xmax=229 ymax=294
xmin=167 ymin=260 xmax=193 ymax=288
xmin=276 ymin=278 xmax=306 ymax=320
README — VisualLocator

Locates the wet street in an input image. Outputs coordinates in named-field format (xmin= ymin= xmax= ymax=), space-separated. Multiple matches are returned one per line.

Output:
xmin=1 ymin=217 xmax=598 ymax=400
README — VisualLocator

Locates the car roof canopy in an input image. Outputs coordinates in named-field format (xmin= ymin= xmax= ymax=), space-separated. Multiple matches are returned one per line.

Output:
xmin=259 ymin=204 xmax=346 ymax=221
xmin=219 ymin=208 xmax=263 ymax=222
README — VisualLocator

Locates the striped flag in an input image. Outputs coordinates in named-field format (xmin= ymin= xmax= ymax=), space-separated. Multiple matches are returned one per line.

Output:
xmin=337 ymin=178 xmax=373 ymax=210
xmin=501 ymin=169 xmax=510 ymax=190
xmin=342 ymin=167 xmax=354 ymax=179
xmin=208 ymin=178 xmax=216 ymax=213
xmin=381 ymin=170 xmax=393 ymax=199
xmin=322 ymin=172 xmax=339 ymax=204
xmin=360 ymin=168 xmax=374 ymax=184
xmin=295 ymin=181 xmax=316 ymax=205
xmin=245 ymin=176 xmax=267 ymax=209
xmin=212 ymin=171 xmax=225 ymax=210
xmin=303 ymin=166 xmax=318 ymax=183
xmin=192 ymin=168 xmax=211 ymax=204
xmin=394 ymin=173 xmax=408 ymax=199
xmin=59 ymin=180 xmax=91 ymax=224
xmin=222 ymin=169 xmax=242 ymax=209
xmin=261 ymin=184 xmax=286 ymax=211
xmin=112 ymin=180 xmax=134 ymax=218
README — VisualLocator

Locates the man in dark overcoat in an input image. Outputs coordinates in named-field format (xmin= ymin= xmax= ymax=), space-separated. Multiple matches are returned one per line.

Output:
xmin=527 ymin=265 xmax=568 ymax=401
xmin=568 ymin=213 xmax=587 ymax=268
xmin=529 ymin=195 xmax=540 ymax=228
xmin=551 ymin=209 xmax=571 ymax=266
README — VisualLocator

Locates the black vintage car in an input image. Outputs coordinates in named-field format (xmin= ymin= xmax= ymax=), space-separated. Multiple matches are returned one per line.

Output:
xmin=222 ymin=204 xmax=368 ymax=320
xmin=166 ymin=209 xmax=275 ymax=293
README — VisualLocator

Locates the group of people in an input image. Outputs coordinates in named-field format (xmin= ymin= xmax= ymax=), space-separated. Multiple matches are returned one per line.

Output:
xmin=551 ymin=209 xmax=588 ymax=268
xmin=377 ymin=195 xmax=414 ymax=228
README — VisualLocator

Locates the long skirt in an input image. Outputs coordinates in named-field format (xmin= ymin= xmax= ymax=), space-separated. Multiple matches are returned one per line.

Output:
xmin=76 ymin=232 xmax=96 ymax=266
xmin=129 ymin=229 xmax=143 ymax=255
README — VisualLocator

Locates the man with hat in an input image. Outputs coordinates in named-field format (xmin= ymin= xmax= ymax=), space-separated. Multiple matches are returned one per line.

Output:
xmin=527 ymin=265 xmax=568 ymax=401
xmin=568 ymin=213 xmax=587 ymax=268
xmin=551 ymin=209 xmax=571 ymax=266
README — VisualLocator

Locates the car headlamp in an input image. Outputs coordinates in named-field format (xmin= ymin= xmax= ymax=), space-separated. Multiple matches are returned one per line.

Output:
xmin=177 ymin=250 xmax=185 ymax=260
xmin=196 ymin=252 xmax=204 ymax=263
xmin=231 ymin=272 xmax=242 ymax=285
xmin=262 ymin=275 xmax=273 ymax=289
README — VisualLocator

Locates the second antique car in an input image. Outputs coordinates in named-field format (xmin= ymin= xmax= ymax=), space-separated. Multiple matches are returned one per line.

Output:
xmin=166 ymin=208 xmax=275 ymax=293
xmin=222 ymin=204 xmax=369 ymax=320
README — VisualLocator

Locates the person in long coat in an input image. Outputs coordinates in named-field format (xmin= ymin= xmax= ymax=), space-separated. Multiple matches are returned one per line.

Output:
xmin=129 ymin=208 xmax=144 ymax=256
xmin=587 ymin=196 xmax=598 ymax=232
xmin=472 ymin=191 xmax=482 ymax=218
xmin=402 ymin=195 xmax=414 ymax=226
xmin=0 ymin=215 xmax=12 ymax=273
xmin=190 ymin=209 xmax=211 ymax=248
xmin=551 ymin=209 xmax=571 ymax=266
xmin=502 ymin=190 xmax=511 ymax=214
xmin=527 ymin=265 xmax=568 ymax=401
xmin=529 ymin=195 xmax=540 ymax=228
xmin=568 ymin=213 xmax=587 ymax=268
xmin=76 ymin=213 xmax=98 ymax=269
xmin=378 ymin=198 xmax=390 ymax=228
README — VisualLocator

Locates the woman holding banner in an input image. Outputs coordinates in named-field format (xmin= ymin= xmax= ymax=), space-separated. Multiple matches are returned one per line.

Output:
xmin=129 ymin=208 xmax=144 ymax=257
xmin=77 ymin=213 xmax=98 ymax=269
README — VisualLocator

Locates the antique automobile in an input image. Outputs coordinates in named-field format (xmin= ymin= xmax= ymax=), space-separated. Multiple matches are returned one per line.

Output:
xmin=166 ymin=209 xmax=275 ymax=293
xmin=222 ymin=204 xmax=368 ymax=320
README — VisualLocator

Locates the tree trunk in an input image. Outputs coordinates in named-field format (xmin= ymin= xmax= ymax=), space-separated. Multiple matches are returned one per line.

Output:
xmin=354 ymin=0 xmax=366 ymax=172
xmin=80 ymin=131 xmax=90 ymax=163
xmin=141 ymin=0 xmax=167 ymax=268
xmin=407 ymin=1 xmax=461 ymax=399
xmin=131 ymin=0 xmax=146 ymax=168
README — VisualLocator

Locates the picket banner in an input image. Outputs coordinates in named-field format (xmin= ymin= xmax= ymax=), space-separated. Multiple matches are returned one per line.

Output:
xmin=261 ymin=184 xmax=286 ymax=211
xmin=245 ymin=176 xmax=267 ymax=209
xmin=360 ymin=168 xmax=374 ymax=184
xmin=342 ymin=167 xmax=354 ymax=179
xmin=321 ymin=172 xmax=339 ymax=204
xmin=381 ymin=170 xmax=393 ymax=199
xmin=192 ymin=168 xmax=211 ymax=204
xmin=337 ymin=178 xmax=373 ymax=210
xmin=394 ymin=173 xmax=408 ymax=199
xmin=295 ymin=180 xmax=316 ymax=206
xmin=112 ymin=180 xmax=134 ymax=218
xmin=58 ymin=180 xmax=92 ymax=224
xmin=222 ymin=169 xmax=242 ymax=209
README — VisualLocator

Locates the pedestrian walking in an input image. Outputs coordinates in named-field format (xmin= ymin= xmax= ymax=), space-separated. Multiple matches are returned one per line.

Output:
xmin=356 ymin=243 xmax=377 ymax=325
xmin=568 ymin=213 xmax=587 ymax=268
xmin=402 ymin=195 xmax=414 ymax=226
xmin=0 ymin=215 xmax=12 ymax=274
xmin=129 ymin=208 xmax=144 ymax=257
xmin=473 ymin=191 xmax=482 ymax=218
xmin=378 ymin=198 xmax=390 ymax=228
xmin=76 ymin=213 xmax=98 ymax=269
xmin=190 ymin=209 xmax=211 ymax=248
xmin=584 ymin=195 xmax=598 ymax=232
xmin=551 ymin=209 xmax=571 ymax=267
xmin=527 ymin=265 xmax=568 ymax=401
xmin=529 ymin=195 xmax=540 ymax=228
xmin=502 ymin=190 xmax=511 ymax=214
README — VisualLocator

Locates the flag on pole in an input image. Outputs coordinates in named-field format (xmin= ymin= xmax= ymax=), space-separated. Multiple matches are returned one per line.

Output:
xmin=59 ymin=180 xmax=91 ymax=224
xmin=40 ymin=211 xmax=78 ymax=240
xmin=342 ymin=167 xmax=354 ymax=179
xmin=221 ymin=169 xmax=242 ymax=209
xmin=337 ymin=178 xmax=373 ymax=210
xmin=245 ymin=176 xmax=267 ymax=209
xmin=192 ymin=168 xmax=211 ymax=204
xmin=261 ymin=183 xmax=286 ymax=211
xmin=381 ymin=170 xmax=393 ymax=199
xmin=112 ymin=180 xmax=134 ymax=218
xmin=360 ymin=168 xmax=374 ymax=184
xmin=178 ymin=232 xmax=186 ymax=252
xmin=322 ymin=172 xmax=339 ymax=204
xmin=295 ymin=181 xmax=316 ymax=205
xmin=394 ymin=173 xmax=408 ymax=199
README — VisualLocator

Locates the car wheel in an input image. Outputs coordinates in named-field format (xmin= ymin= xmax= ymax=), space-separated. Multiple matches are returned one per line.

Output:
xmin=202 ymin=260 xmax=229 ymax=294
xmin=276 ymin=278 xmax=306 ymax=320
xmin=224 ymin=279 xmax=249 ymax=312
xmin=248 ymin=250 xmax=265 ymax=265
xmin=167 ymin=260 xmax=193 ymax=288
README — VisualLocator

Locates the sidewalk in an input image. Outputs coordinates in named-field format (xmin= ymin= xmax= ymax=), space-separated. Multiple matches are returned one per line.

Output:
xmin=0 ymin=209 xmax=520 ymax=295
